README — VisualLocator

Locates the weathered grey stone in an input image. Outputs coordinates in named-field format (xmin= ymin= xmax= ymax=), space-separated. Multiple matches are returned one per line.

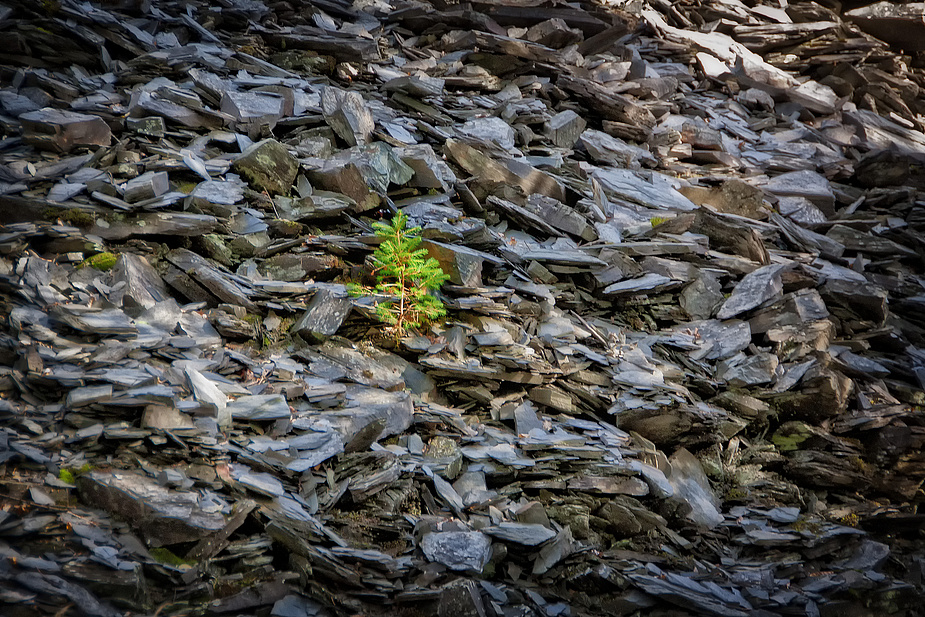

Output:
xmin=291 ymin=288 xmax=352 ymax=341
xmin=580 ymin=128 xmax=656 ymax=167
xmin=484 ymin=522 xmax=557 ymax=546
xmin=687 ymin=319 xmax=752 ymax=361
xmin=525 ymin=194 xmax=597 ymax=241
xmin=710 ymin=391 xmax=771 ymax=422
xmin=77 ymin=471 xmax=226 ymax=547
xmin=458 ymin=116 xmax=516 ymax=151
xmin=233 ymin=138 xmax=298 ymax=195
xmin=185 ymin=366 xmax=230 ymax=427
xmin=773 ymin=366 xmax=853 ymax=421
xmin=437 ymin=579 xmax=486 ymax=617
xmin=424 ymin=240 xmax=487 ymax=287
xmin=680 ymin=273 xmax=724 ymax=320
xmin=329 ymin=142 xmax=414 ymax=193
xmin=126 ymin=116 xmax=166 ymax=137
xmin=545 ymin=109 xmax=587 ymax=148
xmin=598 ymin=501 xmax=643 ymax=536
xmin=302 ymin=158 xmax=379 ymax=212
xmin=123 ymin=171 xmax=169 ymax=203
xmin=717 ymin=264 xmax=787 ymax=320
xmin=108 ymin=253 xmax=171 ymax=311
xmin=765 ymin=170 xmax=835 ymax=216
xmin=228 ymin=394 xmax=291 ymax=420
xmin=221 ymin=89 xmax=286 ymax=136
xmin=141 ymin=405 xmax=197 ymax=430
xmin=444 ymin=138 xmax=566 ymax=202
xmin=679 ymin=179 xmax=767 ymax=220
xmin=421 ymin=531 xmax=491 ymax=572
xmin=321 ymin=86 xmax=374 ymax=146
xmin=668 ymin=448 xmax=723 ymax=528
xmin=187 ymin=179 xmax=246 ymax=212
xmin=396 ymin=144 xmax=458 ymax=191
xmin=21 ymin=108 xmax=112 ymax=153
xmin=717 ymin=351 xmax=779 ymax=386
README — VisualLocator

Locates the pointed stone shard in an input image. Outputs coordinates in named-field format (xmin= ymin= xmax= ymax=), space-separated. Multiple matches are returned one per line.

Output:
xmin=765 ymin=170 xmax=835 ymax=217
xmin=397 ymin=144 xmax=458 ymax=191
xmin=421 ymin=531 xmax=492 ymax=572
xmin=716 ymin=264 xmax=787 ymax=320
xmin=321 ymin=87 xmax=374 ymax=146
xmin=221 ymin=89 xmax=287 ymax=137
xmin=444 ymin=138 xmax=566 ymax=202
xmin=424 ymin=240 xmax=495 ymax=287
xmin=21 ymin=108 xmax=112 ymax=153
xmin=291 ymin=288 xmax=353 ymax=341
xmin=185 ymin=366 xmax=230 ymax=427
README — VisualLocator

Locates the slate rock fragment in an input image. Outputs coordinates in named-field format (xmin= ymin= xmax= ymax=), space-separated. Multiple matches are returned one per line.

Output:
xmin=233 ymin=138 xmax=299 ymax=195
xmin=545 ymin=109 xmax=586 ymax=148
xmin=291 ymin=288 xmax=353 ymax=341
xmin=77 ymin=471 xmax=226 ymax=547
xmin=716 ymin=264 xmax=787 ymax=320
xmin=123 ymin=171 xmax=169 ymax=203
xmin=423 ymin=239 xmax=486 ymax=287
xmin=21 ymin=108 xmax=112 ymax=153
xmin=421 ymin=531 xmax=492 ymax=572
xmin=228 ymin=394 xmax=291 ymax=421
xmin=321 ymin=87 xmax=374 ymax=147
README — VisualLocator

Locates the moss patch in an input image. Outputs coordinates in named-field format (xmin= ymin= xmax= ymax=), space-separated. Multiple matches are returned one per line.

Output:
xmin=58 ymin=463 xmax=93 ymax=484
xmin=150 ymin=547 xmax=196 ymax=567
xmin=45 ymin=207 xmax=95 ymax=227
xmin=78 ymin=252 xmax=118 ymax=271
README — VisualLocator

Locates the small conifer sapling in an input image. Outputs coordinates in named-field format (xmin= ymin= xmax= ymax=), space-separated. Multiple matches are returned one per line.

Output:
xmin=351 ymin=211 xmax=449 ymax=336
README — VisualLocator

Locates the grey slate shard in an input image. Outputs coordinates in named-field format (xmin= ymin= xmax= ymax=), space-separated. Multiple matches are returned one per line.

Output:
xmin=765 ymin=170 xmax=836 ymax=216
xmin=21 ymin=108 xmax=113 ymax=153
xmin=321 ymin=86 xmax=375 ymax=146
xmin=233 ymin=138 xmax=299 ymax=195
xmin=108 ymin=253 xmax=171 ymax=311
xmin=423 ymin=239 xmax=492 ymax=287
xmin=545 ymin=109 xmax=587 ymax=148
xmin=14 ymin=572 xmax=121 ymax=617
xmin=272 ymin=594 xmax=331 ymax=617
xmin=228 ymin=394 xmax=291 ymax=420
xmin=421 ymin=531 xmax=492 ymax=572
xmin=77 ymin=471 xmax=226 ymax=547
xmin=716 ymin=264 xmax=787 ymax=320
xmin=123 ymin=171 xmax=169 ymax=203
xmin=291 ymin=288 xmax=353 ymax=341
xmin=51 ymin=306 xmax=137 ymax=336
xmin=234 ymin=467 xmax=286 ymax=497
xmin=483 ymin=522 xmax=557 ymax=546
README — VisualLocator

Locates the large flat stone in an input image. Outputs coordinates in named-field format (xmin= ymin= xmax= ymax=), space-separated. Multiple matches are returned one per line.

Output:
xmin=77 ymin=471 xmax=226 ymax=547
xmin=233 ymin=138 xmax=299 ymax=195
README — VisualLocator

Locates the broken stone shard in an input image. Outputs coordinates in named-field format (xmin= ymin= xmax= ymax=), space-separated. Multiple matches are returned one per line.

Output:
xmin=233 ymin=139 xmax=299 ymax=195
xmin=321 ymin=87 xmax=375 ymax=147
xmin=21 ymin=108 xmax=112 ymax=153
xmin=421 ymin=531 xmax=492 ymax=572
xmin=716 ymin=264 xmax=787 ymax=320
xmin=545 ymin=109 xmax=587 ymax=148
xmin=77 ymin=471 xmax=226 ymax=547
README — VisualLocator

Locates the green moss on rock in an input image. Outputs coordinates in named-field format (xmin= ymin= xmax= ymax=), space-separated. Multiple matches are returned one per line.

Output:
xmin=78 ymin=252 xmax=118 ymax=271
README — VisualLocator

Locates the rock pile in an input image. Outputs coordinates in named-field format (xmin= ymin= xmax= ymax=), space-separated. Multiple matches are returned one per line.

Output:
xmin=1 ymin=0 xmax=925 ymax=615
